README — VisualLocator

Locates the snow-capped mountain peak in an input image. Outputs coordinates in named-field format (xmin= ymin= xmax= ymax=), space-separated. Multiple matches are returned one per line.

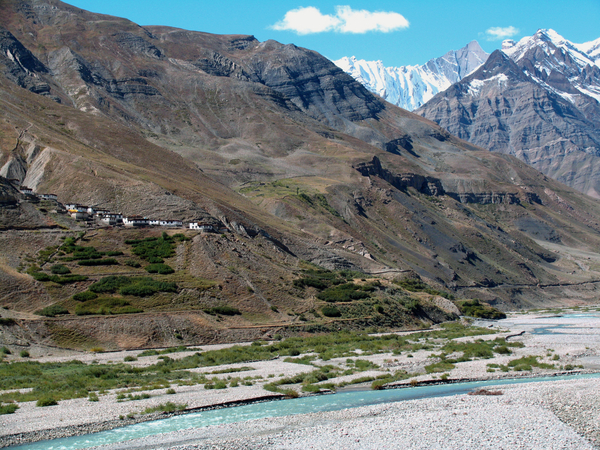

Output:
xmin=333 ymin=41 xmax=489 ymax=111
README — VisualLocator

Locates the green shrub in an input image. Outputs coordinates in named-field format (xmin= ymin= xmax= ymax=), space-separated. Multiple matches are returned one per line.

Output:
xmin=393 ymin=278 xmax=428 ymax=292
xmin=106 ymin=251 xmax=123 ymax=257
xmin=321 ymin=306 xmax=341 ymax=317
xmin=36 ymin=397 xmax=58 ymax=407
xmin=166 ymin=388 xmax=176 ymax=395
xmin=0 ymin=346 xmax=11 ymax=354
xmin=90 ymin=276 xmax=177 ymax=297
xmin=36 ymin=305 xmax=69 ymax=317
xmin=145 ymin=264 xmax=174 ymax=274
xmin=0 ymin=318 xmax=15 ymax=326
xmin=129 ymin=235 xmax=178 ymax=262
xmin=88 ymin=392 xmax=99 ymax=402
xmin=425 ymin=361 xmax=456 ymax=373
xmin=77 ymin=258 xmax=119 ymax=266
xmin=120 ymin=285 xmax=158 ymax=296
xmin=125 ymin=260 xmax=142 ymax=268
xmin=73 ymin=291 xmax=98 ymax=302
xmin=31 ymin=271 xmax=54 ymax=282
xmin=294 ymin=277 xmax=328 ymax=290
xmin=317 ymin=283 xmax=370 ymax=302
xmin=203 ymin=306 xmax=241 ymax=316
xmin=89 ymin=276 xmax=133 ymax=293
xmin=147 ymin=257 xmax=164 ymax=264
xmin=55 ymin=274 xmax=88 ymax=284
xmin=456 ymin=300 xmax=506 ymax=319
xmin=142 ymin=402 xmax=186 ymax=414
xmin=20 ymin=350 xmax=30 ymax=358
xmin=50 ymin=264 xmax=71 ymax=275
xmin=0 ymin=403 xmax=19 ymax=414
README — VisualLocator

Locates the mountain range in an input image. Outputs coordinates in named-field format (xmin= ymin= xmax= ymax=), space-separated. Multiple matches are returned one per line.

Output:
xmin=336 ymin=30 xmax=600 ymax=199
xmin=334 ymin=41 xmax=489 ymax=111
xmin=2 ymin=1 xmax=600 ymax=349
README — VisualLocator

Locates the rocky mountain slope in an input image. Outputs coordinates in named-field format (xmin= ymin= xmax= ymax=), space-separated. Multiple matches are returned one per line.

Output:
xmin=333 ymin=41 xmax=489 ymax=111
xmin=2 ymin=2 xmax=600 ymax=349
xmin=417 ymin=30 xmax=600 ymax=198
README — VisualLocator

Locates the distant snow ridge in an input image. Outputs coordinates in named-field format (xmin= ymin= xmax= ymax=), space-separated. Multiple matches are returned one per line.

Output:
xmin=502 ymin=29 xmax=600 ymax=103
xmin=334 ymin=41 xmax=489 ymax=111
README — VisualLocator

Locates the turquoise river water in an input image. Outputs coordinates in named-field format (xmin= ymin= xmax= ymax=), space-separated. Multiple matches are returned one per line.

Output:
xmin=11 ymin=373 xmax=600 ymax=450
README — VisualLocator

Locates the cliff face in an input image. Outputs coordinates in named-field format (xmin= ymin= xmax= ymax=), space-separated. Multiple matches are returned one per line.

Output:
xmin=418 ymin=30 xmax=600 ymax=199
xmin=2 ymin=0 xmax=600 ymax=323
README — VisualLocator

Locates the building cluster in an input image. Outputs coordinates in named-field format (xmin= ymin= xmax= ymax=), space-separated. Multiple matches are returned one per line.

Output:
xmin=13 ymin=182 xmax=222 ymax=232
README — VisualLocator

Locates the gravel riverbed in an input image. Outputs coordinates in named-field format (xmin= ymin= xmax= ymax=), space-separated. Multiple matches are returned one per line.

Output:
xmin=2 ymin=311 xmax=600 ymax=449
xmin=97 ymin=377 xmax=600 ymax=450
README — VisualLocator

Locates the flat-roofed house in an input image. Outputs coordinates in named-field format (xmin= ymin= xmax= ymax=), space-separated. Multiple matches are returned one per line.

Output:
xmin=123 ymin=215 xmax=149 ymax=227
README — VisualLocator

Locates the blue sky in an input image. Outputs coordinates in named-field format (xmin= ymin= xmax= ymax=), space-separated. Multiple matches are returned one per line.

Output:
xmin=67 ymin=1 xmax=600 ymax=66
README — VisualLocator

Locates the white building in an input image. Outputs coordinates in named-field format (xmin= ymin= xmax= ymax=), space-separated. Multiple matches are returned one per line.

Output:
xmin=189 ymin=222 xmax=215 ymax=232
xmin=151 ymin=219 xmax=183 ymax=228
xmin=123 ymin=216 xmax=149 ymax=227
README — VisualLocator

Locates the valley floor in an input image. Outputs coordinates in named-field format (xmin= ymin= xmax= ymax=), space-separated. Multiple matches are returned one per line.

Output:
xmin=1 ymin=310 xmax=600 ymax=449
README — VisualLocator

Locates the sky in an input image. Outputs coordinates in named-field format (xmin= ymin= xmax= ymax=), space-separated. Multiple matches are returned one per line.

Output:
xmin=66 ymin=0 xmax=600 ymax=67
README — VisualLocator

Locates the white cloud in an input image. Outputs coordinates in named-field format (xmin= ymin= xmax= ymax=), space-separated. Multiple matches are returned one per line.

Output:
xmin=485 ymin=26 xmax=519 ymax=40
xmin=271 ymin=6 xmax=409 ymax=35
xmin=271 ymin=7 xmax=341 ymax=34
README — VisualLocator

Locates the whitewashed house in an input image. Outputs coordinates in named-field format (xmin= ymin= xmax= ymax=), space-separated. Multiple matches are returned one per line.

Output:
xmin=97 ymin=212 xmax=122 ymax=225
xmin=39 ymin=193 xmax=58 ymax=201
xmin=123 ymin=216 xmax=149 ymax=227
xmin=20 ymin=186 xmax=34 ymax=196
xmin=151 ymin=219 xmax=183 ymax=228
xmin=189 ymin=222 xmax=215 ymax=232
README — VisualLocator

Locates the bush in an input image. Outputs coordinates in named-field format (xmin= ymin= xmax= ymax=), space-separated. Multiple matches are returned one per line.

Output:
xmin=125 ymin=260 xmax=141 ymax=268
xmin=73 ymin=291 xmax=98 ymax=302
xmin=77 ymin=258 xmax=119 ymax=266
xmin=145 ymin=264 xmax=174 ymax=275
xmin=129 ymin=235 xmax=178 ymax=262
xmin=120 ymin=285 xmax=158 ymax=296
xmin=393 ymin=278 xmax=428 ymax=292
xmin=36 ymin=397 xmax=58 ymax=407
xmin=317 ymin=283 xmax=370 ymax=302
xmin=293 ymin=277 xmax=328 ymax=290
xmin=20 ymin=350 xmax=30 ymax=358
xmin=55 ymin=274 xmax=88 ymax=284
xmin=89 ymin=276 xmax=132 ymax=293
xmin=31 ymin=271 xmax=54 ymax=282
xmin=50 ymin=264 xmax=71 ymax=274
xmin=106 ymin=251 xmax=123 ymax=257
xmin=203 ymin=306 xmax=241 ymax=316
xmin=36 ymin=305 xmax=69 ymax=317
xmin=90 ymin=276 xmax=177 ymax=297
xmin=0 ymin=318 xmax=15 ymax=326
xmin=456 ymin=300 xmax=506 ymax=320
xmin=166 ymin=388 xmax=176 ymax=395
xmin=147 ymin=257 xmax=164 ymax=264
xmin=321 ymin=306 xmax=341 ymax=317
xmin=0 ymin=403 xmax=19 ymax=415
xmin=142 ymin=402 xmax=186 ymax=414
xmin=124 ymin=356 xmax=138 ymax=362
xmin=0 ymin=346 xmax=11 ymax=355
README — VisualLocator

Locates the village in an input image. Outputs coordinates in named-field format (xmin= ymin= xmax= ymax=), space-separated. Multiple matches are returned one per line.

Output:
xmin=11 ymin=181 xmax=224 ymax=232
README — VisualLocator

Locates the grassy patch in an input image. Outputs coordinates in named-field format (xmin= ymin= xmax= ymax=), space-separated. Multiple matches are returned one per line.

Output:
xmin=0 ymin=403 xmax=19 ymax=414
xmin=142 ymin=402 xmax=187 ymax=414
xmin=36 ymin=305 xmax=69 ymax=317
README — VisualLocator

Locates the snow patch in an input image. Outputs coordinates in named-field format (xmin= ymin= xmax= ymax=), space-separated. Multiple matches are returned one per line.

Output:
xmin=333 ymin=41 xmax=489 ymax=111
